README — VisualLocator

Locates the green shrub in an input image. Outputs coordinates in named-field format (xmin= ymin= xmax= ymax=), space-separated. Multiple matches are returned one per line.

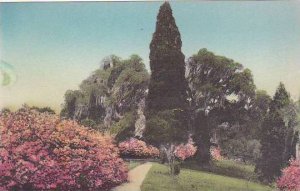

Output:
xmin=110 ymin=112 xmax=136 ymax=142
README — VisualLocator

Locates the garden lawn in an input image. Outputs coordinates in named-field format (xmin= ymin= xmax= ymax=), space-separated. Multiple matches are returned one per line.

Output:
xmin=127 ymin=161 xmax=142 ymax=170
xmin=182 ymin=159 xmax=259 ymax=182
xmin=141 ymin=163 xmax=273 ymax=191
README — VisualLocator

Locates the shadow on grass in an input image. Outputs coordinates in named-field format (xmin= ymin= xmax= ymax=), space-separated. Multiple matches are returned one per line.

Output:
xmin=181 ymin=159 xmax=261 ymax=183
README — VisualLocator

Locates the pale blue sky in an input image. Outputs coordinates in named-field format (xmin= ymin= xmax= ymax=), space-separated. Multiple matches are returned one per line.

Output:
xmin=1 ymin=1 xmax=300 ymax=111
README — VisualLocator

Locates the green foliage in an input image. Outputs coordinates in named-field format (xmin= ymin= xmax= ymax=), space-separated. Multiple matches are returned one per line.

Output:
xmin=146 ymin=2 xmax=188 ymax=113
xmin=217 ymin=90 xmax=271 ymax=163
xmin=187 ymin=48 xmax=255 ymax=110
xmin=61 ymin=54 xmax=149 ymax=137
xmin=30 ymin=106 xmax=56 ymax=114
xmin=256 ymin=82 xmax=298 ymax=183
xmin=107 ymin=60 xmax=126 ymax=89
xmin=187 ymin=48 xmax=256 ymax=163
xmin=220 ymin=138 xmax=261 ymax=163
xmin=61 ymin=90 xmax=83 ymax=118
xmin=249 ymin=90 xmax=272 ymax=138
xmin=271 ymin=83 xmax=290 ymax=110
xmin=110 ymin=112 xmax=136 ymax=142
xmin=111 ymin=55 xmax=149 ymax=109
xmin=145 ymin=110 xmax=188 ymax=147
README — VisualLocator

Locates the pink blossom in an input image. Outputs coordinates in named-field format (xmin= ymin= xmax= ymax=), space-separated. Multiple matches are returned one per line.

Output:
xmin=277 ymin=159 xmax=300 ymax=191
xmin=174 ymin=138 xmax=197 ymax=160
xmin=210 ymin=146 xmax=223 ymax=161
xmin=118 ymin=138 xmax=160 ymax=158
xmin=0 ymin=109 xmax=128 ymax=190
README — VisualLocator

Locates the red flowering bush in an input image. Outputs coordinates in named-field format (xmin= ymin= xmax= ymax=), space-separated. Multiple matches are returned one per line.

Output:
xmin=174 ymin=138 xmax=197 ymax=161
xmin=0 ymin=109 xmax=128 ymax=191
xmin=118 ymin=138 xmax=159 ymax=158
xmin=277 ymin=159 xmax=300 ymax=191
xmin=210 ymin=146 xmax=223 ymax=161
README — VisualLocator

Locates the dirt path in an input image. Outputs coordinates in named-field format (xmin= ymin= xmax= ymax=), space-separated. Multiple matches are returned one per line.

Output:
xmin=112 ymin=162 xmax=153 ymax=191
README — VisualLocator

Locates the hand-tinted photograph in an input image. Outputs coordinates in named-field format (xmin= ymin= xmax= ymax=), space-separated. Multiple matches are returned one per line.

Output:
xmin=1 ymin=1 xmax=300 ymax=190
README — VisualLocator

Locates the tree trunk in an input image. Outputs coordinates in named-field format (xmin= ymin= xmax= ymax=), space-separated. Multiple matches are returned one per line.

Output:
xmin=161 ymin=144 xmax=176 ymax=175
xmin=193 ymin=111 xmax=211 ymax=164
xmin=283 ymin=128 xmax=295 ymax=165
xmin=292 ymin=131 xmax=299 ymax=159
xmin=159 ymin=145 xmax=167 ymax=164
xmin=194 ymin=136 xmax=211 ymax=164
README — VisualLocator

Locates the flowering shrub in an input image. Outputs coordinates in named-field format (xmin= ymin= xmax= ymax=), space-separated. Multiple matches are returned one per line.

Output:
xmin=277 ymin=159 xmax=300 ymax=191
xmin=210 ymin=146 xmax=223 ymax=161
xmin=0 ymin=109 xmax=128 ymax=191
xmin=174 ymin=139 xmax=197 ymax=161
xmin=118 ymin=138 xmax=159 ymax=158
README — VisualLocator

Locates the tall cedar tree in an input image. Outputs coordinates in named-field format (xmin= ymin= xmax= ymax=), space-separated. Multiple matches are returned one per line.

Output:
xmin=146 ymin=2 xmax=188 ymax=113
xmin=144 ymin=2 xmax=189 ymax=174
xmin=256 ymin=83 xmax=293 ymax=183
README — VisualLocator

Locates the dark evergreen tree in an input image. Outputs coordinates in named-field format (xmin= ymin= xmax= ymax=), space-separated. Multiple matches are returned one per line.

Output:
xmin=144 ymin=2 xmax=189 ymax=175
xmin=256 ymin=83 xmax=294 ymax=183
xmin=146 ymin=2 xmax=188 ymax=113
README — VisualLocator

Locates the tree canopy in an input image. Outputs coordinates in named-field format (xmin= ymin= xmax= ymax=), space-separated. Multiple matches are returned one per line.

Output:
xmin=186 ymin=48 xmax=256 ymax=163
xmin=61 ymin=54 xmax=149 ymax=140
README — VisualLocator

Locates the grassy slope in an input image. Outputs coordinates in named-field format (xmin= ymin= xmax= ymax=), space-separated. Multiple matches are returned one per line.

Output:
xmin=182 ymin=159 xmax=259 ymax=182
xmin=141 ymin=163 xmax=273 ymax=191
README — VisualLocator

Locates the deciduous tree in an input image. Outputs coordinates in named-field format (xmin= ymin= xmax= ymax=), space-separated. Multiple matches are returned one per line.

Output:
xmin=186 ymin=48 xmax=255 ymax=163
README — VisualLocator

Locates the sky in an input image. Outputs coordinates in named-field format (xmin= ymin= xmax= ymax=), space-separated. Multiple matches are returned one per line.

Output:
xmin=1 ymin=1 xmax=300 ymax=112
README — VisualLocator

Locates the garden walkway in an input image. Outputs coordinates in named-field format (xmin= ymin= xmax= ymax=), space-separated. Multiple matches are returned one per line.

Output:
xmin=112 ymin=162 xmax=153 ymax=191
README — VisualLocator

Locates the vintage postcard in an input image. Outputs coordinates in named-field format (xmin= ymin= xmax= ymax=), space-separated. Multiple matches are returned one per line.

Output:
xmin=0 ymin=1 xmax=300 ymax=190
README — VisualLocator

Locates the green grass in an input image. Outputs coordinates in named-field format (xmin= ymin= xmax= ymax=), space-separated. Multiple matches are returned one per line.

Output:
xmin=141 ymin=163 xmax=273 ymax=191
xmin=127 ymin=161 xmax=142 ymax=170
xmin=182 ymin=159 xmax=259 ymax=182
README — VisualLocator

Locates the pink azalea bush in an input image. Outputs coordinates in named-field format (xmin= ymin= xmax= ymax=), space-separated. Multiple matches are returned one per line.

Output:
xmin=174 ymin=138 xmax=197 ymax=161
xmin=277 ymin=159 xmax=300 ymax=191
xmin=118 ymin=138 xmax=159 ymax=158
xmin=0 ymin=109 xmax=128 ymax=191
xmin=210 ymin=146 xmax=223 ymax=161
